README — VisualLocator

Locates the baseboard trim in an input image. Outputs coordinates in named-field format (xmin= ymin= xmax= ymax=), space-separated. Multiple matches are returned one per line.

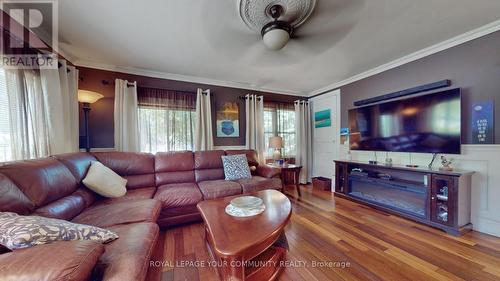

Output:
xmin=472 ymin=217 xmax=500 ymax=237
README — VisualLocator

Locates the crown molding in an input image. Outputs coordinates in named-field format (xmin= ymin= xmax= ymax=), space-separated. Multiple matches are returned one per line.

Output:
xmin=308 ymin=19 xmax=500 ymax=97
xmin=73 ymin=60 xmax=307 ymax=97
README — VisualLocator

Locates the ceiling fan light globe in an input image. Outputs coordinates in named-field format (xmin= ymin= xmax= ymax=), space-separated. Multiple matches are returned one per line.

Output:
xmin=262 ymin=28 xmax=290 ymax=50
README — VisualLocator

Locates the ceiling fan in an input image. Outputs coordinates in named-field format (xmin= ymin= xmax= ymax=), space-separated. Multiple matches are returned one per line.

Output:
xmin=260 ymin=5 xmax=294 ymax=50
xmin=240 ymin=0 xmax=317 ymax=50
xmin=202 ymin=0 xmax=364 ymax=66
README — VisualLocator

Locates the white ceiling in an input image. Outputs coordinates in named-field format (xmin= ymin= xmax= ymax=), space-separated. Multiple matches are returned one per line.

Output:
xmin=58 ymin=0 xmax=500 ymax=96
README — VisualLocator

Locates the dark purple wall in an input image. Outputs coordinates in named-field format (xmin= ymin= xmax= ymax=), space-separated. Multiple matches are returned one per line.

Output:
xmin=339 ymin=30 xmax=500 ymax=144
xmin=78 ymin=67 xmax=301 ymax=148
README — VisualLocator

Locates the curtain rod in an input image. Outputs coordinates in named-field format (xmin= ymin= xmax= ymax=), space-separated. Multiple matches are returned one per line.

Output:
xmin=101 ymin=79 xmax=136 ymax=88
xmin=137 ymin=85 xmax=197 ymax=94
xmin=238 ymin=96 xmax=262 ymax=101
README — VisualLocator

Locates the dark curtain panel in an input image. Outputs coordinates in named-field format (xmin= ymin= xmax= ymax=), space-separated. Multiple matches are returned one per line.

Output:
xmin=137 ymin=87 xmax=196 ymax=153
xmin=263 ymin=101 xmax=296 ymax=160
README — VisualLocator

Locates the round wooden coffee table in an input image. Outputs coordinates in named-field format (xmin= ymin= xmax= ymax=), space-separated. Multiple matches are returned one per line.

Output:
xmin=197 ymin=189 xmax=292 ymax=281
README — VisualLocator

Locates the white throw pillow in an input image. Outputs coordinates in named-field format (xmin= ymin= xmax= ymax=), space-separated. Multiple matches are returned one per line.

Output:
xmin=82 ymin=161 xmax=127 ymax=198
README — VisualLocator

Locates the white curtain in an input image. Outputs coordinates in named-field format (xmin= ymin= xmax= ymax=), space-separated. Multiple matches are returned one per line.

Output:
xmin=295 ymin=100 xmax=312 ymax=184
xmin=4 ymin=60 xmax=79 ymax=160
xmin=194 ymin=88 xmax=213 ymax=151
xmin=114 ymin=79 xmax=139 ymax=152
xmin=6 ymin=69 xmax=50 ymax=160
xmin=62 ymin=61 xmax=79 ymax=152
xmin=246 ymin=94 xmax=265 ymax=164
xmin=40 ymin=60 xmax=79 ymax=154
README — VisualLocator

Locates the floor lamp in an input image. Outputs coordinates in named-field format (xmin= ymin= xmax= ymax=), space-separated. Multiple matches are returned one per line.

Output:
xmin=78 ymin=90 xmax=104 ymax=152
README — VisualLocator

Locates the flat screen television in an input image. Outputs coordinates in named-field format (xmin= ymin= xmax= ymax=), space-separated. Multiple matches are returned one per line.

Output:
xmin=349 ymin=88 xmax=461 ymax=154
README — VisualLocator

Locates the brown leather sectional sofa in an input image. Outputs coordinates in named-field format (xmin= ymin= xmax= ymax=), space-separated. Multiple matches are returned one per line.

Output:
xmin=0 ymin=149 xmax=281 ymax=281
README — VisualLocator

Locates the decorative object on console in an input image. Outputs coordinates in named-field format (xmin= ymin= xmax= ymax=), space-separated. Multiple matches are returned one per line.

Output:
xmin=471 ymin=101 xmax=494 ymax=144
xmin=384 ymin=152 xmax=393 ymax=166
xmin=439 ymin=156 xmax=454 ymax=171
xmin=221 ymin=154 xmax=252 ymax=181
xmin=269 ymin=136 xmax=283 ymax=161
xmin=369 ymin=151 xmax=378 ymax=165
xmin=239 ymin=0 xmax=317 ymax=50
xmin=82 ymin=161 xmax=127 ymax=198
xmin=406 ymin=153 xmax=419 ymax=168
xmin=0 ymin=212 xmax=118 ymax=250
xmin=78 ymin=90 xmax=104 ymax=152
xmin=340 ymin=127 xmax=349 ymax=145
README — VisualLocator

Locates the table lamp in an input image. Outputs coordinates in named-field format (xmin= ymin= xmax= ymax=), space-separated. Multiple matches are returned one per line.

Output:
xmin=269 ymin=136 xmax=283 ymax=161
xmin=78 ymin=90 xmax=104 ymax=152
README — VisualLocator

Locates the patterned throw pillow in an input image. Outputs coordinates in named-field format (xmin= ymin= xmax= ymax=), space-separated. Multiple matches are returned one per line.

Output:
xmin=222 ymin=154 xmax=252 ymax=181
xmin=0 ymin=212 xmax=119 ymax=250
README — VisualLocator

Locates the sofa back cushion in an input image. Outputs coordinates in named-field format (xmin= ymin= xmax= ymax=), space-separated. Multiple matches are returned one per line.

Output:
xmin=53 ymin=152 xmax=97 ymax=183
xmin=0 ymin=158 xmax=88 ymax=220
xmin=225 ymin=150 xmax=260 ymax=167
xmin=0 ymin=173 xmax=35 ymax=215
xmin=0 ymin=158 xmax=78 ymax=208
xmin=194 ymin=150 xmax=225 ymax=182
xmin=92 ymin=152 xmax=155 ymax=190
xmin=155 ymin=151 xmax=195 ymax=185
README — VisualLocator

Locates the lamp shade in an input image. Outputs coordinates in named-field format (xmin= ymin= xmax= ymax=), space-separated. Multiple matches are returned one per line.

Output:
xmin=78 ymin=90 xmax=104 ymax=104
xmin=269 ymin=136 xmax=283 ymax=149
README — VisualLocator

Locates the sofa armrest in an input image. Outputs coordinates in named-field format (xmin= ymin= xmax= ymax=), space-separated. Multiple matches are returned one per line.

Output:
xmin=0 ymin=240 xmax=104 ymax=281
xmin=255 ymin=165 xmax=281 ymax=178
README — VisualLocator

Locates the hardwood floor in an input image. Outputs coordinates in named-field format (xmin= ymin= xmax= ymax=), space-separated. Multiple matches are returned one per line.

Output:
xmin=149 ymin=185 xmax=500 ymax=281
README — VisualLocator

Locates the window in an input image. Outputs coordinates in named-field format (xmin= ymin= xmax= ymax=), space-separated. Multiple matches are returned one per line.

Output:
xmin=264 ymin=102 xmax=296 ymax=159
xmin=137 ymin=88 xmax=196 ymax=154
xmin=0 ymin=68 xmax=12 ymax=162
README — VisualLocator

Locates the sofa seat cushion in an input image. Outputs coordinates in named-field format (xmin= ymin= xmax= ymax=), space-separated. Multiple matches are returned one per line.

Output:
xmin=93 ymin=222 xmax=159 ymax=281
xmin=154 ymin=183 xmax=202 ymax=209
xmin=197 ymin=180 xmax=242 ymax=200
xmin=96 ymin=187 xmax=156 ymax=206
xmin=72 ymin=199 xmax=161 ymax=228
xmin=237 ymin=176 xmax=282 ymax=193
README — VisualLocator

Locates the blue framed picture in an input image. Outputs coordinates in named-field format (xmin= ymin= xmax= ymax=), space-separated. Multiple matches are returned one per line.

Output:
xmin=471 ymin=101 xmax=494 ymax=144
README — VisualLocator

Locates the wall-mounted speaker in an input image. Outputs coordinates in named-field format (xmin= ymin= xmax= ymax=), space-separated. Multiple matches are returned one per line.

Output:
xmin=353 ymin=80 xmax=451 ymax=107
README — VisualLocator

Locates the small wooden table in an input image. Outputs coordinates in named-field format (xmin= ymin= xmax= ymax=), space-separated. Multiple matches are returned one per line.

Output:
xmin=197 ymin=190 xmax=292 ymax=281
xmin=270 ymin=164 xmax=303 ymax=197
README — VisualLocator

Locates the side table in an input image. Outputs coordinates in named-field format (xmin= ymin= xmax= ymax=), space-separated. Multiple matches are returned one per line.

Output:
xmin=270 ymin=164 xmax=303 ymax=197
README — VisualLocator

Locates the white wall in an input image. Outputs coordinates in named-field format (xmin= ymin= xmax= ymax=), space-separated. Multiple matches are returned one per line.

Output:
xmin=338 ymin=144 xmax=500 ymax=237
xmin=310 ymin=90 xmax=341 ymax=189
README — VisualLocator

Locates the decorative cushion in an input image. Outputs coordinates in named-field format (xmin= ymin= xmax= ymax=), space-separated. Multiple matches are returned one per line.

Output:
xmin=0 ymin=212 xmax=118 ymax=250
xmin=82 ymin=161 xmax=127 ymax=198
xmin=221 ymin=154 xmax=252 ymax=181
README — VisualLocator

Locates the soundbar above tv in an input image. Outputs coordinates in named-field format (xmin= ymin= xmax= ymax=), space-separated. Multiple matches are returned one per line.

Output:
xmin=349 ymin=88 xmax=462 ymax=154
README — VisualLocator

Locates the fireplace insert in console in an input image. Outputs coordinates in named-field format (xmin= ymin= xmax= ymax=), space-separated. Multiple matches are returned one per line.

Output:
xmin=347 ymin=167 xmax=428 ymax=218
xmin=334 ymin=160 xmax=474 ymax=236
